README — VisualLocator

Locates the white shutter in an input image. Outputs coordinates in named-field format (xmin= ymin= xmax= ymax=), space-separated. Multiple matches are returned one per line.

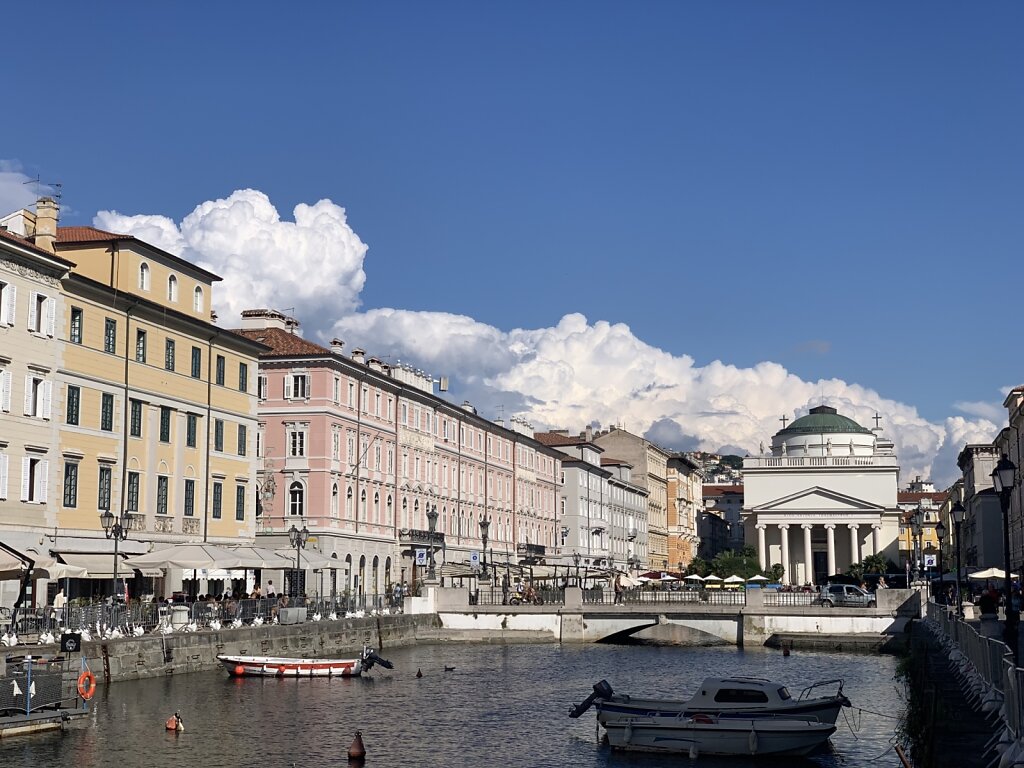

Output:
xmin=20 ymin=458 xmax=30 ymax=501
xmin=27 ymin=291 xmax=38 ymax=331
xmin=45 ymin=298 xmax=56 ymax=337
xmin=284 ymin=375 xmax=293 ymax=399
xmin=4 ymin=284 xmax=15 ymax=326
xmin=0 ymin=287 xmax=6 ymax=326
xmin=37 ymin=459 xmax=48 ymax=504
xmin=41 ymin=380 xmax=52 ymax=420
xmin=0 ymin=371 xmax=9 ymax=412
xmin=0 ymin=453 xmax=7 ymax=499
xmin=23 ymin=375 xmax=33 ymax=415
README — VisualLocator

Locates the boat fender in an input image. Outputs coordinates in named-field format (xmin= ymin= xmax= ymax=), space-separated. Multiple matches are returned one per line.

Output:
xmin=278 ymin=666 xmax=288 ymax=677
xmin=691 ymin=713 xmax=715 ymax=724
xmin=748 ymin=726 xmax=758 ymax=754
xmin=234 ymin=665 xmax=246 ymax=676
xmin=77 ymin=670 xmax=97 ymax=700
xmin=689 ymin=744 xmax=698 ymax=759
xmin=623 ymin=724 xmax=632 ymax=744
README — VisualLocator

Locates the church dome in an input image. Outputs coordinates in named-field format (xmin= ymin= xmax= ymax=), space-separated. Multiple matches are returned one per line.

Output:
xmin=777 ymin=405 xmax=872 ymax=437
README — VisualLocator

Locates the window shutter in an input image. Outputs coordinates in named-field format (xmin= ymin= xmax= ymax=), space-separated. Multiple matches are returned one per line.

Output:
xmin=41 ymin=380 xmax=52 ymax=419
xmin=45 ymin=298 xmax=56 ymax=337
xmin=0 ymin=288 xmax=6 ymax=326
xmin=0 ymin=453 xmax=7 ymax=499
xmin=20 ymin=458 xmax=30 ymax=501
xmin=27 ymin=291 xmax=38 ymax=331
xmin=0 ymin=371 xmax=10 ymax=412
xmin=4 ymin=284 xmax=16 ymax=326
xmin=38 ymin=459 xmax=48 ymax=503
xmin=24 ymin=375 xmax=33 ymax=415
xmin=284 ymin=375 xmax=293 ymax=399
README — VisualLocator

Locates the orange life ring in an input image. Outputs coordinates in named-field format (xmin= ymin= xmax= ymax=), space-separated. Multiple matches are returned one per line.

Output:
xmin=77 ymin=670 xmax=97 ymax=700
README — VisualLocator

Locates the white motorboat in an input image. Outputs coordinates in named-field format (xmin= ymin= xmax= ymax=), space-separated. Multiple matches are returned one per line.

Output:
xmin=601 ymin=713 xmax=836 ymax=757
xmin=570 ymin=677 xmax=850 ymax=725
xmin=217 ymin=646 xmax=392 ymax=678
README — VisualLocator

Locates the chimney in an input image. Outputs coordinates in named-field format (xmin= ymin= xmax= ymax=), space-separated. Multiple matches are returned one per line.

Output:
xmin=330 ymin=338 xmax=345 ymax=355
xmin=351 ymin=348 xmax=365 ymax=364
xmin=240 ymin=309 xmax=299 ymax=333
xmin=585 ymin=425 xmax=594 ymax=443
xmin=34 ymin=197 xmax=58 ymax=253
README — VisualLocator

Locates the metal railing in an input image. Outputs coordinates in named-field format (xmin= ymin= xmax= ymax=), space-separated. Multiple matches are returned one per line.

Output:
xmin=0 ymin=657 xmax=80 ymax=716
xmin=764 ymin=591 xmax=817 ymax=607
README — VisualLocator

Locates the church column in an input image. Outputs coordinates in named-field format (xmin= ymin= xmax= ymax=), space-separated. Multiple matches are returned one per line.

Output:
xmin=848 ymin=524 xmax=860 ymax=569
xmin=872 ymin=524 xmax=882 ymax=557
xmin=825 ymin=524 xmax=836 ymax=577
xmin=779 ymin=524 xmax=790 ymax=585
xmin=802 ymin=524 xmax=814 ymax=586
xmin=757 ymin=524 xmax=767 ymax=570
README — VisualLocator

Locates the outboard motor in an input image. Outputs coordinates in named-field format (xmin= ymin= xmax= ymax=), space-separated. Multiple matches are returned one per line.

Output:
xmin=569 ymin=680 xmax=614 ymax=718
xmin=361 ymin=646 xmax=394 ymax=672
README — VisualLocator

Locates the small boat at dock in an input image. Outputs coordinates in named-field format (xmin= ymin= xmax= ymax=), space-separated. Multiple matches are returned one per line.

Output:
xmin=217 ymin=646 xmax=392 ymax=678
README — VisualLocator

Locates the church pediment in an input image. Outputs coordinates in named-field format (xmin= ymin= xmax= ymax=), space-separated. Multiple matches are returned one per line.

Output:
xmin=752 ymin=486 xmax=885 ymax=514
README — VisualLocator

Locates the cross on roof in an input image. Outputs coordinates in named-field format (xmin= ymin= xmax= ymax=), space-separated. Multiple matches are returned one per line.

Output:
xmin=873 ymin=412 xmax=882 ymax=429
xmin=779 ymin=415 xmax=789 ymax=428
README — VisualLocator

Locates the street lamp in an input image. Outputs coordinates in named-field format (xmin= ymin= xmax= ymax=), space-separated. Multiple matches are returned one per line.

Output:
xmin=426 ymin=505 xmax=439 ymax=581
xmin=911 ymin=512 xmax=922 ymax=583
xmin=479 ymin=517 xmax=490 ymax=578
xmin=288 ymin=522 xmax=309 ymax=598
xmin=99 ymin=509 xmax=130 ymax=606
xmin=572 ymin=551 xmax=582 ymax=586
xmin=992 ymin=454 xmax=1018 ymax=663
xmin=952 ymin=501 xmax=966 ymax=617
xmin=935 ymin=519 xmax=946 ymax=603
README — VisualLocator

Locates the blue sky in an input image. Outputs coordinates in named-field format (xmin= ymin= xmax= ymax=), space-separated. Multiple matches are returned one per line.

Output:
xmin=3 ymin=2 xmax=1021 ymax=483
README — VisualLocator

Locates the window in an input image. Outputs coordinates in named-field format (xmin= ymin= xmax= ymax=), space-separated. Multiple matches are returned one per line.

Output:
xmin=23 ymin=375 xmax=51 ymax=419
xmin=135 ymin=329 xmax=147 ymax=363
xmin=289 ymin=430 xmax=305 ymax=457
xmin=130 ymin=399 xmax=143 ymax=437
xmin=184 ymin=479 xmax=195 ymax=517
xmin=257 ymin=375 xmax=267 ymax=401
xmin=0 ymin=280 xmax=14 ymax=326
xmin=159 ymin=406 xmax=171 ymax=442
xmin=212 ymin=481 xmax=223 ymax=519
xmin=348 ymin=382 xmax=354 ymax=407
xmin=156 ymin=476 xmax=168 ymax=514
xmin=186 ymin=413 xmax=198 ymax=448
xmin=139 ymin=262 xmax=150 ymax=291
xmin=214 ymin=419 xmax=224 ymax=452
xmin=21 ymin=457 xmax=47 ymax=502
xmin=191 ymin=346 xmax=202 ymax=378
xmin=193 ymin=286 xmax=203 ymax=312
xmin=285 ymin=373 xmax=309 ymax=400
xmin=256 ymin=427 xmax=263 ymax=458
xmin=30 ymin=292 xmax=54 ymax=335
xmin=331 ymin=484 xmax=339 ymax=517
xmin=126 ymin=472 xmax=140 ymax=512
xmin=333 ymin=377 xmax=340 ymax=404
xmin=215 ymin=355 xmax=225 ymax=385
xmin=332 ymin=431 xmax=340 ymax=460
xmin=238 ymin=363 xmax=248 ymax=392
xmin=167 ymin=274 xmax=178 ymax=302
xmin=164 ymin=338 xmax=175 ymax=371
xmin=235 ymin=484 xmax=245 ymax=521
xmin=70 ymin=307 xmax=83 ymax=344
xmin=289 ymin=481 xmax=304 ymax=516
xmin=100 ymin=393 xmax=114 ymax=431
xmin=97 ymin=466 xmax=112 ymax=511
xmin=104 ymin=318 xmax=117 ymax=353
xmin=62 ymin=463 xmax=78 ymax=508
xmin=66 ymin=385 xmax=80 ymax=425
xmin=237 ymin=424 xmax=247 ymax=456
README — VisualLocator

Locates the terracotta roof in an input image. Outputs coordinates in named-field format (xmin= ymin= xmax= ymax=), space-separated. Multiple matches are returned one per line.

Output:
xmin=897 ymin=491 xmax=948 ymax=505
xmin=56 ymin=226 xmax=124 ymax=243
xmin=233 ymin=327 xmax=331 ymax=358
xmin=703 ymin=484 xmax=745 ymax=496
xmin=533 ymin=431 xmax=584 ymax=447
xmin=0 ymin=228 xmax=77 ymax=266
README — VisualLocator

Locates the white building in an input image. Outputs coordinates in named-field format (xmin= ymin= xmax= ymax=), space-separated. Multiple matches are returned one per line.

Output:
xmin=742 ymin=405 xmax=902 ymax=585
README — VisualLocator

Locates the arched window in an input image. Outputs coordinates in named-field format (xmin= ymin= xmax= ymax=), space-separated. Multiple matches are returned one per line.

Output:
xmin=372 ymin=555 xmax=380 ymax=594
xmin=193 ymin=286 xmax=204 ymax=312
xmin=331 ymin=483 xmax=339 ymax=517
xmin=139 ymin=262 xmax=150 ymax=291
xmin=288 ymin=481 xmax=304 ymax=516
xmin=346 ymin=487 xmax=353 ymax=518
xmin=373 ymin=491 xmax=380 ymax=523
xmin=386 ymin=495 xmax=393 ymax=525
xmin=402 ymin=497 xmax=408 ymax=529
xmin=360 ymin=489 xmax=366 ymax=520
xmin=167 ymin=274 xmax=178 ymax=302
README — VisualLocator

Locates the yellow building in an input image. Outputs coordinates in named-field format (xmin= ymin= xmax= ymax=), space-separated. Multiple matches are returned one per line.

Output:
xmin=4 ymin=198 xmax=266 ymax=600
xmin=667 ymin=454 xmax=703 ymax=571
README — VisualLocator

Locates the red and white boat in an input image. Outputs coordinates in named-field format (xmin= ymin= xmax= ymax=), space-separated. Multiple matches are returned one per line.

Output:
xmin=217 ymin=646 xmax=392 ymax=678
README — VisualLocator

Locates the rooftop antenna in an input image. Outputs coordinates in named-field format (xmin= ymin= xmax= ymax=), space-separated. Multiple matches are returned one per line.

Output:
xmin=280 ymin=307 xmax=296 ymax=333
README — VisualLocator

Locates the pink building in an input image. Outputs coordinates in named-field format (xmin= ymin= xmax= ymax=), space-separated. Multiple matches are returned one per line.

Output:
xmin=235 ymin=310 xmax=562 ymax=599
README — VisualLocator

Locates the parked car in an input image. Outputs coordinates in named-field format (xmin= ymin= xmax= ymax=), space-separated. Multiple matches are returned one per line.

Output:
xmin=817 ymin=583 xmax=876 ymax=608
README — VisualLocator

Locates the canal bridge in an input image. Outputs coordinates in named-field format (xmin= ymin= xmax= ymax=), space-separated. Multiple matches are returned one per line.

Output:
xmin=413 ymin=586 xmax=922 ymax=647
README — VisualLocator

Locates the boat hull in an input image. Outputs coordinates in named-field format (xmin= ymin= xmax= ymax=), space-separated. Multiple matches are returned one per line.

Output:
xmin=596 ymin=695 xmax=846 ymax=726
xmin=217 ymin=654 xmax=363 ymax=678
xmin=603 ymin=717 xmax=836 ymax=756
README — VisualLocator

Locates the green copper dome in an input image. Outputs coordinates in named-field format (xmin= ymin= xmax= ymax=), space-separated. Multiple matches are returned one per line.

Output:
xmin=778 ymin=406 xmax=872 ymax=436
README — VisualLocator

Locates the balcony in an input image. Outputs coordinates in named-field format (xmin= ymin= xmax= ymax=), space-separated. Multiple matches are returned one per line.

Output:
xmin=398 ymin=528 xmax=445 ymax=547
xmin=516 ymin=543 xmax=546 ymax=563
xmin=744 ymin=455 xmax=899 ymax=470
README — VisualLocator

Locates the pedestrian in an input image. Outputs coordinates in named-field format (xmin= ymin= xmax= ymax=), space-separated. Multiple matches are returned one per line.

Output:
xmin=52 ymin=587 xmax=67 ymax=626
xmin=501 ymin=572 xmax=510 ymax=605
xmin=392 ymin=581 xmax=402 ymax=607
xmin=877 ymin=576 xmax=888 ymax=589
xmin=613 ymin=573 xmax=624 ymax=605
xmin=266 ymin=580 xmax=276 ymax=598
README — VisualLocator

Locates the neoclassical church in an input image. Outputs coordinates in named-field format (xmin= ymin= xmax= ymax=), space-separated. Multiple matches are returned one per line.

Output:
xmin=742 ymin=406 xmax=902 ymax=585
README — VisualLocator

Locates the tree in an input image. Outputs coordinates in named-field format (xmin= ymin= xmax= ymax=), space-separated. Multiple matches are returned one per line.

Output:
xmin=769 ymin=563 xmax=785 ymax=582
xmin=687 ymin=558 xmax=709 ymax=577
xmin=862 ymin=554 xmax=887 ymax=574
xmin=710 ymin=549 xmax=761 ymax=580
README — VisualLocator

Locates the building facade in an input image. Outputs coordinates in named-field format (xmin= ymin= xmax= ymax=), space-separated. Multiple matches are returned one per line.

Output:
xmin=666 ymin=454 xmax=703 ymax=570
xmin=703 ymin=484 xmax=745 ymax=552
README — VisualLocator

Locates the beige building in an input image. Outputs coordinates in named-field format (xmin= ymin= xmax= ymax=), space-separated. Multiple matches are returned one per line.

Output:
xmin=593 ymin=427 xmax=669 ymax=571
xmin=666 ymin=454 xmax=703 ymax=570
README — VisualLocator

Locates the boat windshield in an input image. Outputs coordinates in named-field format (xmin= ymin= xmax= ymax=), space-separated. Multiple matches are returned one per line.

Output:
xmin=713 ymin=688 xmax=770 ymax=703
xmin=777 ymin=686 xmax=792 ymax=700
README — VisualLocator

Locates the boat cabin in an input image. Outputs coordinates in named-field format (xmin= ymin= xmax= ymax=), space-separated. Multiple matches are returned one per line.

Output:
xmin=688 ymin=678 xmax=792 ymax=708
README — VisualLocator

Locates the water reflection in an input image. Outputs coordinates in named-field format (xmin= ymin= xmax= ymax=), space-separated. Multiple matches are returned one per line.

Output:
xmin=0 ymin=643 xmax=901 ymax=768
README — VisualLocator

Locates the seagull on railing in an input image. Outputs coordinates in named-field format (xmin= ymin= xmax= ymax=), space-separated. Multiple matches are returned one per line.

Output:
xmin=132 ymin=625 xmax=144 ymax=637
xmin=230 ymin=617 xmax=243 ymax=629
xmin=251 ymin=616 xmax=264 ymax=627
xmin=208 ymin=619 xmax=221 ymax=631
xmin=327 ymin=612 xmax=338 ymax=621
xmin=2 ymin=630 xmax=19 ymax=647
xmin=311 ymin=612 xmax=322 ymax=622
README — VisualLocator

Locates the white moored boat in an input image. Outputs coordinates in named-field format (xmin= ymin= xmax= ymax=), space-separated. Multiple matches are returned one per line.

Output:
xmin=570 ymin=677 xmax=850 ymax=726
xmin=217 ymin=646 xmax=392 ymax=678
xmin=602 ymin=714 xmax=836 ymax=757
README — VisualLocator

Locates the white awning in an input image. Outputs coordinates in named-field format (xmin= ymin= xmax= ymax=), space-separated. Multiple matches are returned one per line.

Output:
xmin=57 ymin=553 xmax=162 ymax=578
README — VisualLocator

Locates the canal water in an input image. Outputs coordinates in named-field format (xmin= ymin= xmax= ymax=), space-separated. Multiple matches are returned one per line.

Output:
xmin=1 ymin=643 xmax=904 ymax=768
